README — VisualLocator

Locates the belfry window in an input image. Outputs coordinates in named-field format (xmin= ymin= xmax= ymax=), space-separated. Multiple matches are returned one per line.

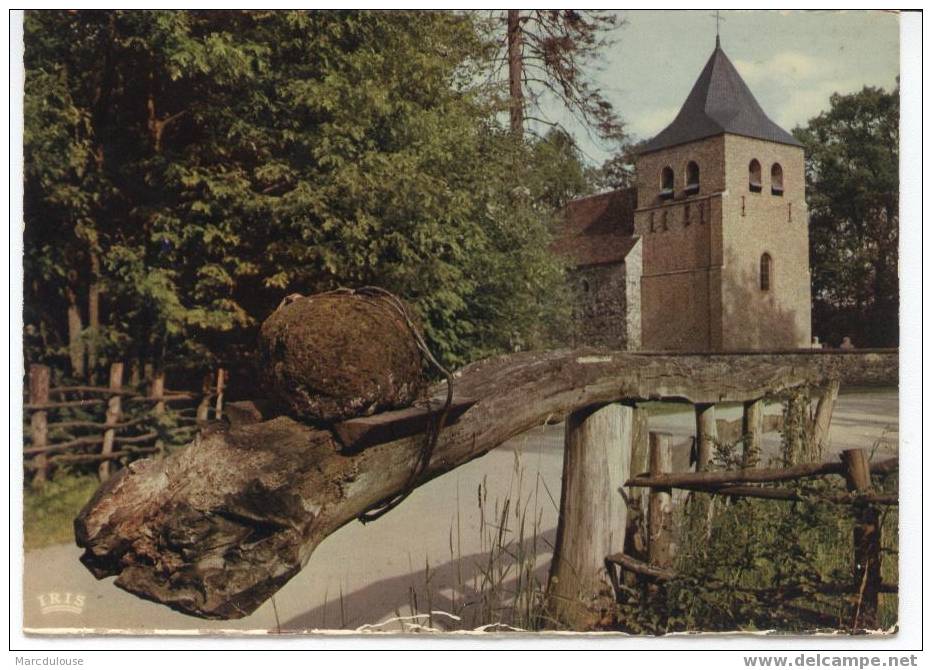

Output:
xmin=685 ymin=161 xmax=700 ymax=195
xmin=660 ymin=166 xmax=674 ymax=200
xmin=749 ymin=159 xmax=762 ymax=193
xmin=771 ymin=163 xmax=784 ymax=196
xmin=760 ymin=253 xmax=772 ymax=291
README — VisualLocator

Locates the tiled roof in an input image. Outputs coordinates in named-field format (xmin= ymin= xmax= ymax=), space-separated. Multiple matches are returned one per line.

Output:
xmin=638 ymin=39 xmax=802 ymax=155
xmin=552 ymin=188 xmax=638 ymax=267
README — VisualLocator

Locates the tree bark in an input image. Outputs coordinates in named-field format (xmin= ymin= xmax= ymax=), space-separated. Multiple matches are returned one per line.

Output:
xmin=507 ymin=10 xmax=524 ymax=137
xmin=75 ymin=348 xmax=896 ymax=620
xmin=65 ymin=285 xmax=85 ymax=379
xmin=546 ymin=403 xmax=632 ymax=629
xmin=87 ymin=251 xmax=101 ymax=381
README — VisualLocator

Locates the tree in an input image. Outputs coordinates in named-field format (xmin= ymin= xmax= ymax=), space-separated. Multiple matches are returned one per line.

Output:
xmin=793 ymin=85 xmax=899 ymax=348
xmin=23 ymin=10 xmax=576 ymax=383
xmin=489 ymin=10 xmax=624 ymax=142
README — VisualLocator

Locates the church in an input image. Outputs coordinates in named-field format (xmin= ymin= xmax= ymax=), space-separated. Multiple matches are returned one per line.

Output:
xmin=554 ymin=38 xmax=812 ymax=352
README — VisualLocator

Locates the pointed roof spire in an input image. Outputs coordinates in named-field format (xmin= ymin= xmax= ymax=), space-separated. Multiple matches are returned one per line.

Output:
xmin=638 ymin=43 xmax=802 ymax=154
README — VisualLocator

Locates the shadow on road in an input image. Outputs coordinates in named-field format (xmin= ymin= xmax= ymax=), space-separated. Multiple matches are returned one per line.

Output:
xmin=281 ymin=528 xmax=558 ymax=632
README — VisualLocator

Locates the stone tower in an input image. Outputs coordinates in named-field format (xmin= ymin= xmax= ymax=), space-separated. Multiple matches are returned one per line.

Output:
xmin=633 ymin=39 xmax=812 ymax=351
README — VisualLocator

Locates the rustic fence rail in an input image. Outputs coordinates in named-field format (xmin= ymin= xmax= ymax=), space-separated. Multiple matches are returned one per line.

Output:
xmin=24 ymin=362 xmax=228 ymax=483
xmin=606 ymin=438 xmax=897 ymax=631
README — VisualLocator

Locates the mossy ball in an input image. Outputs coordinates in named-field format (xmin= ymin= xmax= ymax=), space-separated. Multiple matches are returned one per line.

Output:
xmin=258 ymin=291 xmax=426 ymax=423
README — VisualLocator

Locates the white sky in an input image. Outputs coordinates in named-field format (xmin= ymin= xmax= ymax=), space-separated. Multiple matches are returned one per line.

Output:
xmin=549 ymin=9 xmax=901 ymax=163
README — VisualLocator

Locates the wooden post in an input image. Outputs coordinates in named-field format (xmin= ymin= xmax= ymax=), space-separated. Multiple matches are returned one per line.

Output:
xmin=547 ymin=403 xmax=633 ymax=629
xmin=648 ymin=432 xmax=675 ymax=570
xmin=742 ymin=399 xmax=764 ymax=467
xmin=629 ymin=404 xmax=650 ymax=501
xmin=196 ymin=372 xmax=212 ymax=423
xmin=623 ymin=405 xmax=650 ymax=562
xmin=99 ymin=362 xmax=124 ymax=481
xmin=695 ymin=403 xmax=717 ymax=470
xmin=841 ymin=448 xmax=881 ymax=630
xmin=782 ymin=391 xmax=810 ymax=465
xmin=149 ymin=370 xmax=166 ymax=457
xmin=809 ymin=380 xmax=840 ymax=461
xmin=214 ymin=368 xmax=226 ymax=420
xmin=129 ymin=360 xmax=141 ymax=388
xmin=28 ymin=364 xmax=50 ymax=485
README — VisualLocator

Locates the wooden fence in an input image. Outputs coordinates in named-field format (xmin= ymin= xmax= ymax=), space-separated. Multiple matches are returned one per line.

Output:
xmin=603 ymin=436 xmax=896 ymax=631
xmin=24 ymin=362 xmax=227 ymax=483
xmin=73 ymin=348 xmax=898 ymax=622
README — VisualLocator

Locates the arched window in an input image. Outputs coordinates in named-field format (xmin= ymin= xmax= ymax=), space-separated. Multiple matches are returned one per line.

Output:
xmin=685 ymin=161 xmax=700 ymax=195
xmin=771 ymin=163 xmax=784 ymax=196
xmin=660 ymin=166 xmax=674 ymax=200
xmin=749 ymin=159 xmax=762 ymax=193
xmin=581 ymin=279 xmax=590 ymax=293
xmin=760 ymin=253 xmax=772 ymax=291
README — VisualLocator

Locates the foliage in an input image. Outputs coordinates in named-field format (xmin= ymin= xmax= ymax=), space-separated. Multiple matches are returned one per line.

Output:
xmin=24 ymin=10 xmax=593 ymax=384
xmin=793 ymin=85 xmax=899 ymax=348
xmin=612 ymin=438 xmax=899 ymax=634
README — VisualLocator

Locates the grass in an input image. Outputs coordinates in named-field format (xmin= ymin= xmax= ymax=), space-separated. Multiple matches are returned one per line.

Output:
xmin=23 ymin=473 xmax=101 ymax=551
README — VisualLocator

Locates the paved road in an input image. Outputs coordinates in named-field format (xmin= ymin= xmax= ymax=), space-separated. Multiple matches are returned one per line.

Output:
xmin=23 ymin=388 xmax=898 ymax=634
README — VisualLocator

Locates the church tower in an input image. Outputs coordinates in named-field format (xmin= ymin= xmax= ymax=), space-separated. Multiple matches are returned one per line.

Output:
xmin=633 ymin=39 xmax=812 ymax=351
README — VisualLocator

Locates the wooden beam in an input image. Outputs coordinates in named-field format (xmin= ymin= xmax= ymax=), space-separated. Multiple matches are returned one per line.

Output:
xmin=74 ymin=348 xmax=897 ymax=620
xmin=606 ymin=552 xmax=675 ymax=582
xmin=547 ymin=403 xmax=633 ymax=629
xmin=98 ymin=362 xmax=124 ymax=481
xmin=648 ymin=432 xmax=675 ymax=571
xmin=28 ymin=364 xmax=50 ymax=485
xmin=842 ymin=448 xmax=882 ymax=630
xmin=333 ymin=396 xmax=477 ymax=452
xmin=742 ymin=399 xmax=765 ymax=467
xmin=810 ymin=380 xmax=840 ymax=458
xmin=626 ymin=457 xmax=897 ymax=489
xmin=695 ymin=403 xmax=716 ymax=470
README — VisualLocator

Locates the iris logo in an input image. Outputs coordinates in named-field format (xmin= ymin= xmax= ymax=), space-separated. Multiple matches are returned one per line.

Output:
xmin=37 ymin=592 xmax=85 ymax=615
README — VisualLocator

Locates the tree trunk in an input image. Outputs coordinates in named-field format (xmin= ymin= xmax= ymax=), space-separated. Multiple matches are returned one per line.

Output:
xmin=547 ymin=403 xmax=632 ymax=629
xmin=87 ymin=251 xmax=101 ymax=381
xmin=65 ymin=285 xmax=85 ymax=379
xmin=507 ymin=10 xmax=524 ymax=137
xmin=75 ymin=348 xmax=897 ymax=620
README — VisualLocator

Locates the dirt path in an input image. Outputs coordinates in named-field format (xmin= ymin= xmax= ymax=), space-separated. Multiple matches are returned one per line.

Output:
xmin=23 ymin=388 xmax=898 ymax=634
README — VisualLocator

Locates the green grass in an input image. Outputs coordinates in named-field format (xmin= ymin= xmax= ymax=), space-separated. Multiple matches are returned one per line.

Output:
xmin=24 ymin=474 xmax=101 ymax=551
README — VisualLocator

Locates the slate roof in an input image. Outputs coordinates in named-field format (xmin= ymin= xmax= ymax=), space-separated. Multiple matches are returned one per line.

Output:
xmin=552 ymin=188 xmax=638 ymax=268
xmin=638 ymin=39 xmax=803 ymax=155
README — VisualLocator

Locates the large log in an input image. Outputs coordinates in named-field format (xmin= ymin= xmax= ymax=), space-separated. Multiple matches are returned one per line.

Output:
xmin=546 ymin=403 xmax=632 ymax=629
xmin=74 ymin=348 xmax=896 ymax=620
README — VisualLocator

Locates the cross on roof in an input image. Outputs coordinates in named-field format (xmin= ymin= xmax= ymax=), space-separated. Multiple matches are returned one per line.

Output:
xmin=712 ymin=10 xmax=725 ymax=47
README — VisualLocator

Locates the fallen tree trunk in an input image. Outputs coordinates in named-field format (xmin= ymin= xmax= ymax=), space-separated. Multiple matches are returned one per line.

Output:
xmin=74 ymin=348 xmax=896 ymax=620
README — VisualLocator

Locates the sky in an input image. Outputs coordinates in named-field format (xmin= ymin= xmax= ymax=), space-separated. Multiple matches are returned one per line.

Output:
xmin=550 ymin=9 xmax=900 ymax=163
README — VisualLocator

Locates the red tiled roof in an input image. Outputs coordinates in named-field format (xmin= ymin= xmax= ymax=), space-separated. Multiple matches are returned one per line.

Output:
xmin=552 ymin=188 xmax=638 ymax=267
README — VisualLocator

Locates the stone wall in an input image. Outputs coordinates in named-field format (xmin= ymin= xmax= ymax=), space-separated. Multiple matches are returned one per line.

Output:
xmin=570 ymin=261 xmax=631 ymax=349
